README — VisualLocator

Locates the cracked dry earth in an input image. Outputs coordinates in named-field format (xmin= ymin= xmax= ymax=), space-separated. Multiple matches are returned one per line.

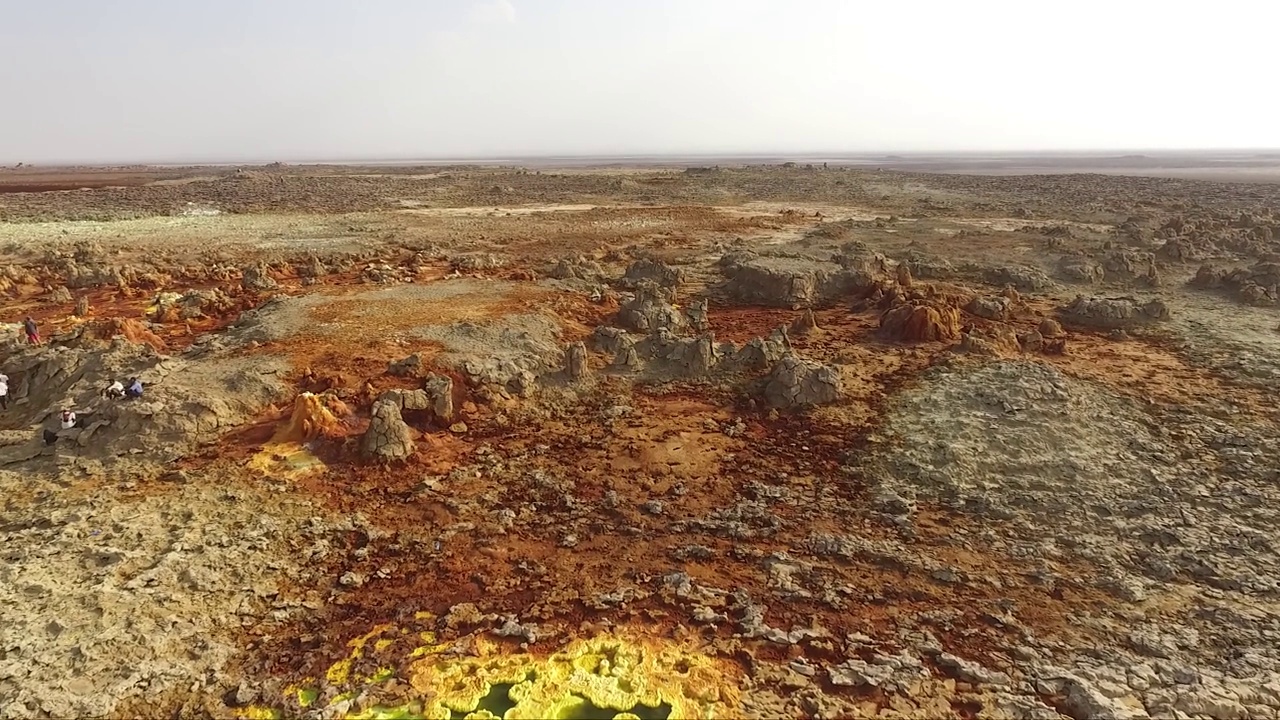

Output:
xmin=3 ymin=165 xmax=1280 ymax=719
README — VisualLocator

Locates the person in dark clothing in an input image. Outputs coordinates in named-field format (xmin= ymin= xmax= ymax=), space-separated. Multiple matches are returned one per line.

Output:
xmin=23 ymin=317 xmax=39 ymax=345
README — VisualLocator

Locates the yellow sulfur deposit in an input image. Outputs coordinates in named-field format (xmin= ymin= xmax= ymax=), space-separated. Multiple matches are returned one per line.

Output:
xmin=286 ymin=626 xmax=737 ymax=720
xmin=272 ymin=392 xmax=344 ymax=443
xmin=400 ymin=631 xmax=739 ymax=720
xmin=248 ymin=392 xmax=346 ymax=478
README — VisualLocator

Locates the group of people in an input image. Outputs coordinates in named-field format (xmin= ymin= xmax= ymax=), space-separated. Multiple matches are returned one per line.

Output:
xmin=50 ymin=378 xmax=143 ymax=441
xmin=3 ymin=315 xmax=152 ymax=445
xmin=103 ymin=377 xmax=144 ymax=400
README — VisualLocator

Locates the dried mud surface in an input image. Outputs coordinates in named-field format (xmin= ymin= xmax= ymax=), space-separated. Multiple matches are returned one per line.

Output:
xmin=2 ymin=165 xmax=1280 ymax=719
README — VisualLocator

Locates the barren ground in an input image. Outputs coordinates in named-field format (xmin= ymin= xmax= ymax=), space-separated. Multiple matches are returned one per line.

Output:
xmin=2 ymin=163 xmax=1280 ymax=720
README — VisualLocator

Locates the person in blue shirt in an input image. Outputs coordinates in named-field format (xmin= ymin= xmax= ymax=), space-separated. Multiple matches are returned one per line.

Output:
xmin=126 ymin=377 xmax=143 ymax=398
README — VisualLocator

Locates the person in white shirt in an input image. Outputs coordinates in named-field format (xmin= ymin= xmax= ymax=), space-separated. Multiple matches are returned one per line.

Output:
xmin=60 ymin=409 xmax=76 ymax=430
xmin=104 ymin=380 xmax=125 ymax=400
xmin=0 ymin=373 xmax=8 ymax=410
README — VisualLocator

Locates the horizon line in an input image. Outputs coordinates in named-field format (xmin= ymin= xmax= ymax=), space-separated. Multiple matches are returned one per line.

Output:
xmin=5 ymin=147 xmax=1280 ymax=168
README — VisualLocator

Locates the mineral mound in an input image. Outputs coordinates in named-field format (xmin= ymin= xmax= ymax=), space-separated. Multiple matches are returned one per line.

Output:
xmin=1058 ymin=295 xmax=1170 ymax=329
xmin=879 ymin=301 xmax=962 ymax=342
xmin=721 ymin=253 xmax=870 ymax=308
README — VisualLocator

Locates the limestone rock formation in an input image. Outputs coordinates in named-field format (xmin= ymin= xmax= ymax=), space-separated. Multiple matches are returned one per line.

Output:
xmin=86 ymin=318 xmax=166 ymax=352
xmin=879 ymin=302 xmax=962 ymax=343
xmin=590 ymin=326 xmax=631 ymax=355
xmin=955 ymin=327 xmax=1021 ymax=357
xmin=612 ymin=335 xmax=641 ymax=370
xmin=1058 ymin=295 xmax=1170 ymax=329
xmin=1192 ymin=263 xmax=1226 ymax=289
xmin=241 ymin=262 xmax=278 ymax=291
xmin=422 ymin=374 xmax=456 ymax=424
xmin=721 ymin=254 xmax=871 ymax=309
xmin=154 ymin=288 xmax=238 ymax=323
xmin=388 ymin=353 xmax=424 ymax=377
xmin=1057 ymin=256 xmax=1105 ymax=284
xmin=895 ymin=263 xmax=913 ymax=288
xmin=549 ymin=255 xmax=603 ymax=281
xmin=686 ymin=299 xmax=710 ymax=332
xmin=565 ymin=341 xmax=589 ymax=380
xmin=74 ymin=295 xmax=90 ymax=317
xmin=377 ymin=374 xmax=455 ymax=426
xmin=763 ymin=354 xmax=842 ymax=409
xmin=1191 ymin=261 xmax=1280 ymax=306
xmin=299 ymin=256 xmax=328 ymax=279
xmin=1102 ymin=249 xmax=1158 ymax=281
xmin=733 ymin=328 xmax=792 ymax=370
xmin=1038 ymin=318 xmax=1064 ymax=338
xmin=49 ymin=285 xmax=73 ymax=303
xmin=789 ymin=308 xmax=818 ymax=336
xmin=617 ymin=281 xmax=683 ymax=332
xmin=450 ymin=253 xmax=507 ymax=272
xmin=983 ymin=265 xmax=1054 ymax=292
xmin=965 ymin=296 xmax=1011 ymax=321
xmin=1017 ymin=330 xmax=1044 ymax=352
xmin=664 ymin=334 xmax=718 ymax=376
xmin=895 ymin=251 xmax=952 ymax=280
xmin=360 ymin=400 xmax=415 ymax=461
xmin=622 ymin=258 xmax=683 ymax=289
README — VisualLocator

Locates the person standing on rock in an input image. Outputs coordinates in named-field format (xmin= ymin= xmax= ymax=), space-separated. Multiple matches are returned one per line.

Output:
xmin=59 ymin=408 xmax=76 ymax=430
xmin=23 ymin=317 xmax=39 ymax=345
xmin=0 ymin=373 xmax=8 ymax=410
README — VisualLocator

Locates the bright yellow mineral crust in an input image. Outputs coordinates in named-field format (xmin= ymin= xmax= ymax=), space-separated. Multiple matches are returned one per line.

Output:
xmin=408 ymin=632 xmax=738 ymax=720
xmin=306 ymin=629 xmax=739 ymax=720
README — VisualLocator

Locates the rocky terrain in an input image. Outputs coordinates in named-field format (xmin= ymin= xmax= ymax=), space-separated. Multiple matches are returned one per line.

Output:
xmin=2 ymin=164 xmax=1280 ymax=719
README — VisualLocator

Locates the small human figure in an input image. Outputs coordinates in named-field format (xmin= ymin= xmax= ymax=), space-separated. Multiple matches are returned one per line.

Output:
xmin=0 ymin=373 xmax=8 ymax=411
xmin=59 ymin=408 xmax=77 ymax=430
xmin=126 ymin=377 xmax=143 ymax=398
xmin=23 ymin=317 xmax=40 ymax=345
xmin=103 ymin=380 xmax=125 ymax=400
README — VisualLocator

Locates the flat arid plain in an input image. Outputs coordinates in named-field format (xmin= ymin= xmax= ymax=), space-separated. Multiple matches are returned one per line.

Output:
xmin=3 ymin=156 xmax=1280 ymax=719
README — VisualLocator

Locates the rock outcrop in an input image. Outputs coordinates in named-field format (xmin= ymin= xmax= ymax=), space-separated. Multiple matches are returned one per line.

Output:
xmin=549 ymin=256 xmax=604 ymax=281
xmin=965 ymin=296 xmax=1011 ymax=321
xmin=86 ymin=318 xmax=166 ymax=353
xmin=241 ymin=262 xmax=278 ymax=291
xmin=763 ymin=354 xmax=842 ymax=409
xmin=955 ymin=326 xmax=1021 ymax=357
xmin=983 ymin=265 xmax=1054 ymax=292
xmin=879 ymin=302 xmax=962 ymax=343
xmin=721 ymin=254 xmax=872 ymax=309
xmin=1057 ymin=256 xmax=1105 ymax=284
xmin=686 ymin=299 xmax=710 ymax=332
xmin=360 ymin=400 xmax=415 ymax=461
xmin=565 ymin=341 xmax=589 ymax=380
xmin=733 ymin=328 xmax=792 ymax=370
xmin=1058 ymin=295 xmax=1170 ymax=329
xmin=622 ymin=258 xmax=683 ymax=289
xmin=1191 ymin=261 xmax=1280 ymax=306
xmin=789 ymin=308 xmax=818 ymax=336
xmin=1038 ymin=318 xmax=1064 ymax=338
xmin=617 ymin=281 xmax=683 ymax=332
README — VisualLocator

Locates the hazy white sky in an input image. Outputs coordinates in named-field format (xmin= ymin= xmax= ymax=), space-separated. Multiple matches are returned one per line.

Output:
xmin=1 ymin=0 xmax=1276 ymax=163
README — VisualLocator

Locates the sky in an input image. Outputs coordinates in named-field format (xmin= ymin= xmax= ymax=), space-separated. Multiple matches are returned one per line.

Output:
xmin=0 ymin=0 xmax=1276 ymax=163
